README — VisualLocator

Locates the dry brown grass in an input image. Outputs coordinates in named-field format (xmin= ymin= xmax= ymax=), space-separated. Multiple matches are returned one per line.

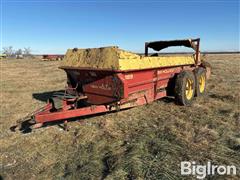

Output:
xmin=0 ymin=54 xmax=239 ymax=179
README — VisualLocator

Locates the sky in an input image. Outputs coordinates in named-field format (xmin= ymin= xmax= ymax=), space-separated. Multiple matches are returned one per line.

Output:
xmin=1 ymin=0 xmax=239 ymax=54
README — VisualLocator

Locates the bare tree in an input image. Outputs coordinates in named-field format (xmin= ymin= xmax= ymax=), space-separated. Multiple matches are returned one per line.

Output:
xmin=2 ymin=46 xmax=33 ymax=58
xmin=2 ymin=46 xmax=14 ymax=57
xmin=15 ymin=49 xmax=24 ymax=59
xmin=15 ymin=49 xmax=23 ymax=55
xmin=23 ymin=47 xmax=32 ymax=57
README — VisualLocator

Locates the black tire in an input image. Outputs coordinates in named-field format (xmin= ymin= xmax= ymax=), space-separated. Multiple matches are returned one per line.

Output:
xmin=194 ymin=67 xmax=207 ymax=96
xmin=174 ymin=71 xmax=196 ymax=106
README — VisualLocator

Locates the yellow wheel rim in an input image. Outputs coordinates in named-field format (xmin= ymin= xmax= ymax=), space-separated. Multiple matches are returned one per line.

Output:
xmin=199 ymin=74 xmax=206 ymax=93
xmin=185 ymin=78 xmax=194 ymax=100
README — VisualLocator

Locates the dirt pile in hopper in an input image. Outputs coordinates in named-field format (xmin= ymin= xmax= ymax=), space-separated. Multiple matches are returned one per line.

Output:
xmin=62 ymin=46 xmax=195 ymax=70
xmin=62 ymin=47 xmax=140 ymax=70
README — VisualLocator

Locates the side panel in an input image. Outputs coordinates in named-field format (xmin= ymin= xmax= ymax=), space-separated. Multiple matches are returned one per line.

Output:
xmin=63 ymin=66 xmax=188 ymax=105
xmin=83 ymin=74 xmax=124 ymax=105
xmin=123 ymin=67 xmax=182 ymax=96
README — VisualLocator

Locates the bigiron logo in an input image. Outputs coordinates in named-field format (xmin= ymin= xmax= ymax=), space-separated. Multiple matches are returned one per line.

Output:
xmin=181 ymin=161 xmax=239 ymax=179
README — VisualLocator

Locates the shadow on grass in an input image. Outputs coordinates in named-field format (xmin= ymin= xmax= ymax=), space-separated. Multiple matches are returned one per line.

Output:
xmin=32 ymin=90 xmax=65 ymax=102
xmin=161 ymin=97 xmax=175 ymax=104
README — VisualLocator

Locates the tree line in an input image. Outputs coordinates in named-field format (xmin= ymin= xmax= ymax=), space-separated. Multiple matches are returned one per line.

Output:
xmin=2 ymin=46 xmax=32 ymax=57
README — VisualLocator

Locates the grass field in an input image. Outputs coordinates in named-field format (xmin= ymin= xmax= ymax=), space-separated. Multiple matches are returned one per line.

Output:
xmin=0 ymin=54 xmax=239 ymax=179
